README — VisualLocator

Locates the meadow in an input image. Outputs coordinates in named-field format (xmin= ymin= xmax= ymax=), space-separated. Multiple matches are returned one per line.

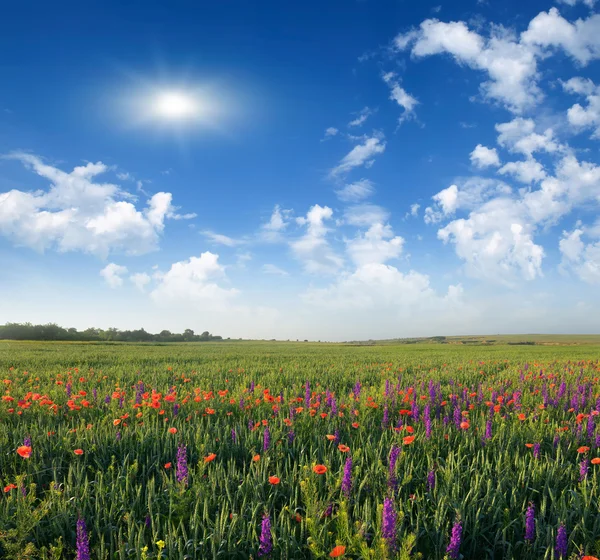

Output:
xmin=1 ymin=339 xmax=600 ymax=559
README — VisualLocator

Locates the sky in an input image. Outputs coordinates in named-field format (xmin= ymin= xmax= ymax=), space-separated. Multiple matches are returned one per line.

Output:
xmin=1 ymin=0 xmax=600 ymax=341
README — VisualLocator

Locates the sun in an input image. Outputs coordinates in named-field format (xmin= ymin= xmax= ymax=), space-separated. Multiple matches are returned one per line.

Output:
xmin=154 ymin=91 xmax=198 ymax=120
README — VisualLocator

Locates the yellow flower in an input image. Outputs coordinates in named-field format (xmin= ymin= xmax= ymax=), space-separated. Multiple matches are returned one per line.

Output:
xmin=156 ymin=540 xmax=166 ymax=550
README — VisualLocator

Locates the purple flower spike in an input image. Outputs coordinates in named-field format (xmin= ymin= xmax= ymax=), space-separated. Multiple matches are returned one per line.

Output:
xmin=258 ymin=513 xmax=272 ymax=557
xmin=555 ymin=523 xmax=568 ymax=558
xmin=76 ymin=517 xmax=90 ymax=560
xmin=341 ymin=456 xmax=352 ymax=498
xmin=382 ymin=497 xmax=397 ymax=552
xmin=524 ymin=502 xmax=535 ymax=542
xmin=446 ymin=520 xmax=462 ymax=560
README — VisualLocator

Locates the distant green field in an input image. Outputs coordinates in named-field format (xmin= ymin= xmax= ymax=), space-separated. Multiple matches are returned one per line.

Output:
xmin=1 ymin=340 xmax=600 ymax=559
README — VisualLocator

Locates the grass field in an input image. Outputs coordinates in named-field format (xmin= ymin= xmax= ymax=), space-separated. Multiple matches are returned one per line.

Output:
xmin=1 ymin=340 xmax=600 ymax=559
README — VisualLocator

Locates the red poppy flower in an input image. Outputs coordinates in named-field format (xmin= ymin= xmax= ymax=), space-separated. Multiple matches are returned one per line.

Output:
xmin=338 ymin=444 xmax=350 ymax=453
xmin=16 ymin=446 xmax=32 ymax=459
xmin=73 ymin=449 xmax=84 ymax=455
xmin=313 ymin=465 xmax=327 ymax=475
xmin=591 ymin=458 xmax=600 ymax=465
xmin=3 ymin=484 xmax=17 ymax=493
xmin=168 ymin=427 xmax=177 ymax=434
xmin=164 ymin=462 xmax=172 ymax=469
xmin=403 ymin=435 xmax=415 ymax=445
xmin=204 ymin=453 xmax=217 ymax=463
xmin=329 ymin=545 xmax=346 ymax=557
xmin=268 ymin=476 xmax=280 ymax=485
xmin=252 ymin=454 xmax=261 ymax=462
xmin=578 ymin=446 xmax=590 ymax=454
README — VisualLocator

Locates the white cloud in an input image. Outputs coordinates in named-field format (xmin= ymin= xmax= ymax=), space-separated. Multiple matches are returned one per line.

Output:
xmin=346 ymin=223 xmax=404 ymax=266
xmin=562 ymin=77 xmax=600 ymax=138
xmin=302 ymin=263 xmax=462 ymax=316
xmin=521 ymin=8 xmax=600 ymax=65
xmin=150 ymin=252 xmax=239 ymax=306
xmin=557 ymin=0 xmax=596 ymax=7
xmin=348 ymin=107 xmax=373 ymax=127
xmin=0 ymin=153 xmax=186 ymax=257
xmin=470 ymin=144 xmax=501 ymax=168
xmin=343 ymin=204 xmax=390 ymax=226
xmin=409 ymin=203 xmax=420 ymax=217
xmin=321 ymin=127 xmax=339 ymax=141
xmin=260 ymin=204 xmax=292 ymax=242
xmin=330 ymin=135 xmax=386 ymax=176
xmin=495 ymin=118 xmax=560 ymax=156
xmin=262 ymin=263 xmax=290 ymax=276
xmin=100 ymin=263 xmax=128 ymax=288
xmin=498 ymin=158 xmax=547 ymax=184
xmin=202 ymin=231 xmax=246 ymax=247
xmin=335 ymin=179 xmax=375 ymax=202
xmin=130 ymin=272 xmax=151 ymax=291
xmin=395 ymin=18 xmax=541 ymax=112
xmin=291 ymin=205 xmax=343 ymax=274
xmin=382 ymin=72 xmax=419 ymax=122
xmin=559 ymin=228 xmax=600 ymax=283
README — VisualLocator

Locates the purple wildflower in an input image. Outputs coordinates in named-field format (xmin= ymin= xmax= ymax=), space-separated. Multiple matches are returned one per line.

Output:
xmin=485 ymin=418 xmax=493 ymax=440
xmin=341 ymin=456 xmax=352 ymax=498
xmin=287 ymin=430 xmax=295 ymax=444
xmin=231 ymin=428 xmax=236 ymax=442
xmin=446 ymin=520 xmax=462 ymax=560
xmin=92 ymin=388 xmax=97 ymax=402
xmin=76 ymin=517 xmax=91 ymax=560
xmin=333 ymin=429 xmax=340 ymax=444
xmin=382 ymin=404 xmax=389 ymax=429
xmin=382 ymin=497 xmax=397 ymax=552
xmin=144 ymin=514 xmax=151 ymax=528
xmin=427 ymin=469 xmax=435 ymax=492
xmin=524 ymin=502 xmax=535 ymax=542
xmin=258 ymin=513 xmax=272 ymax=557
xmin=173 ymin=403 xmax=179 ymax=417
xmin=23 ymin=436 xmax=31 ymax=448
xmin=388 ymin=445 xmax=401 ymax=491
xmin=304 ymin=381 xmax=310 ymax=408
xmin=104 ymin=395 xmax=111 ymax=405
xmin=580 ymin=458 xmax=590 ymax=481
xmin=555 ymin=523 xmax=568 ymax=558
xmin=116 ymin=431 xmax=121 ymax=441
xmin=176 ymin=444 xmax=188 ymax=486
xmin=353 ymin=380 xmax=361 ymax=400
xmin=424 ymin=404 xmax=431 ymax=439
xmin=263 ymin=427 xmax=270 ymax=451
xmin=533 ymin=443 xmax=540 ymax=459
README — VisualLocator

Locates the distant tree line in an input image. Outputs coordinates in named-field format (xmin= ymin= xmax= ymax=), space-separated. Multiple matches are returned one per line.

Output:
xmin=0 ymin=323 xmax=224 ymax=342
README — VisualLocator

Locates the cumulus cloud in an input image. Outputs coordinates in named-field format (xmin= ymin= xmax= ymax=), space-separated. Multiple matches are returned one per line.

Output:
xmin=394 ymin=9 xmax=600 ymax=113
xmin=0 ymin=153 xmax=188 ymax=257
xmin=260 ymin=204 xmax=292 ymax=242
xmin=130 ymin=272 xmax=151 ymax=291
xmin=100 ymin=263 xmax=128 ymax=288
xmin=335 ymin=179 xmax=375 ymax=202
xmin=562 ymin=77 xmax=600 ymax=138
xmin=521 ymin=8 xmax=600 ymax=65
xmin=330 ymin=135 xmax=386 ymax=176
xmin=395 ymin=18 xmax=541 ymax=112
xmin=557 ymin=0 xmax=596 ymax=7
xmin=346 ymin=223 xmax=404 ymax=266
xmin=495 ymin=118 xmax=561 ymax=156
xmin=498 ymin=158 xmax=547 ymax=184
xmin=150 ymin=252 xmax=239 ymax=306
xmin=559 ymin=227 xmax=600 ymax=283
xmin=302 ymin=263 xmax=462 ymax=317
xmin=291 ymin=205 xmax=343 ymax=274
xmin=470 ymin=144 xmax=501 ymax=168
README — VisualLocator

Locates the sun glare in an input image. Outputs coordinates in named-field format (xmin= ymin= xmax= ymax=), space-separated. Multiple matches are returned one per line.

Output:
xmin=154 ymin=91 xmax=198 ymax=120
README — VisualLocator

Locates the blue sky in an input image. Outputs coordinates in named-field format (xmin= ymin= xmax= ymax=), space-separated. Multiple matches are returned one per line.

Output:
xmin=1 ymin=0 xmax=599 ymax=340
